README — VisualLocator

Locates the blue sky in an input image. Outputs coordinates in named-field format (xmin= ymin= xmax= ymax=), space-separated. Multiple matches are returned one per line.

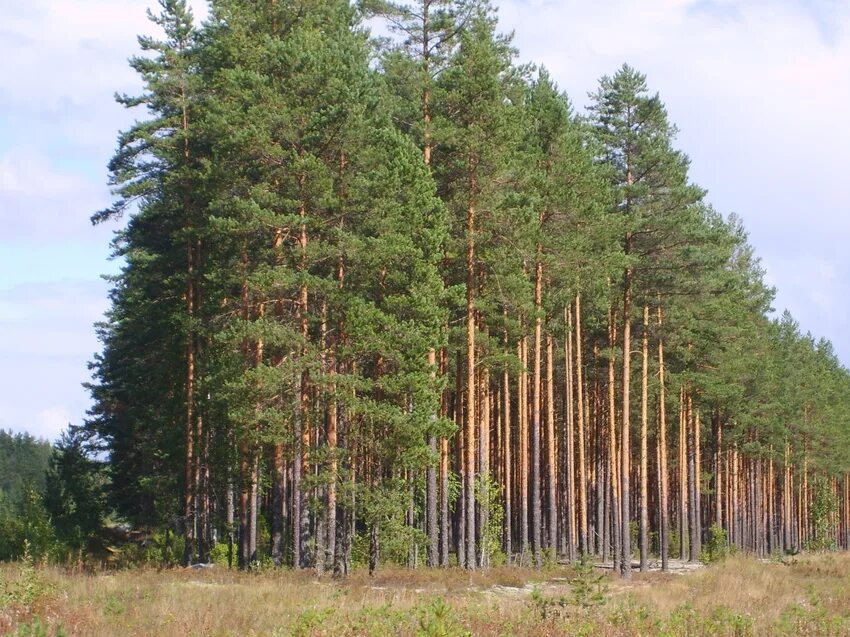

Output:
xmin=2 ymin=0 xmax=849 ymax=441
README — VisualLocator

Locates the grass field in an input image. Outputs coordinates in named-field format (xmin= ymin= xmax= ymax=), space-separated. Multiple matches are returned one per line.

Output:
xmin=3 ymin=553 xmax=850 ymax=636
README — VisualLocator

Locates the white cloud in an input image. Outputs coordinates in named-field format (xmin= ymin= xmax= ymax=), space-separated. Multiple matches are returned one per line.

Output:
xmin=0 ymin=146 xmax=114 ymax=239
xmin=0 ymin=279 xmax=109 ymax=441
xmin=33 ymin=407 xmax=71 ymax=442
xmin=0 ymin=0 xmax=211 ymax=237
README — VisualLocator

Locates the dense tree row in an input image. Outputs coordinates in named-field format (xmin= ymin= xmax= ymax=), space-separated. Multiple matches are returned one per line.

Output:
xmin=0 ymin=429 xmax=107 ymax=560
xmin=83 ymin=0 xmax=850 ymax=575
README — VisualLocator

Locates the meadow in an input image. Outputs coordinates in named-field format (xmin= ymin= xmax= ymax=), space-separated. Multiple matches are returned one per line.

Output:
xmin=3 ymin=553 xmax=850 ymax=636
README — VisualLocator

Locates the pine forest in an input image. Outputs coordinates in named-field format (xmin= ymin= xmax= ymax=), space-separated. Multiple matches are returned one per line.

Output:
xmin=71 ymin=0 xmax=850 ymax=579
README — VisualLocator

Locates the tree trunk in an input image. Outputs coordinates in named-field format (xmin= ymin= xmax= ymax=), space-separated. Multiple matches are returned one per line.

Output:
xmin=714 ymin=410 xmax=722 ymax=533
xmin=639 ymin=306 xmax=649 ymax=571
xmin=427 ymin=349 xmax=439 ymax=567
xmin=546 ymin=333 xmax=557 ymax=554
xmin=657 ymin=306 xmax=669 ymax=571
xmin=607 ymin=307 xmax=621 ymax=571
xmin=620 ymin=264 xmax=633 ymax=578
xmin=271 ymin=443 xmax=285 ymax=566
xmin=327 ymin=344 xmax=339 ymax=571
xmin=564 ymin=306 xmax=576 ymax=561
xmin=503 ymin=336 xmax=513 ymax=561
xmin=238 ymin=445 xmax=250 ymax=569
xmin=679 ymin=389 xmax=688 ymax=560
xmin=531 ymin=261 xmax=543 ymax=568
xmin=688 ymin=395 xmax=700 ymax=562
xmin=464 ymin=192 xmax=477 ymax=569
xmin=575 ymin=294 xmax=588 ymax=555
xmin=479 ymin=365 xmax=491 ymax=567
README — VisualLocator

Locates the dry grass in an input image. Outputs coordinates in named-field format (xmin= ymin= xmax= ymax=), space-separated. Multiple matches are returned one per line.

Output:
xmin=2 ymin=553 xmax=850 ymax=636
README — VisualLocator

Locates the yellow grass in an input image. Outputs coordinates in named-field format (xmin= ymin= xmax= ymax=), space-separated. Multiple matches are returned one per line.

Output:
xmin=3 ymin=553 xmax=850 ymax=636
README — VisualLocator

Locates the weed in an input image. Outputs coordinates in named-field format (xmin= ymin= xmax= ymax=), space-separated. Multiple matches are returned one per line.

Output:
xmin=2 ymin=541 xmax=53 ymax=610
xmin=568 ymin=553 xmax=607 ymax=610
xmin=416 ymin=597 xmax=470 ymax=637
xmin=12 ymin=618 xmax=67 ymax=637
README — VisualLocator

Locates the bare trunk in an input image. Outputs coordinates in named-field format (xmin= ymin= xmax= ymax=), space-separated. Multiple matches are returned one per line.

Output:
xmin=657 ymin=306 xmax=669 ymax=571
xmin=479 ymin=365 xmax=491 ymax=567
xmin=564 ymin=306 xmax=576 ymax=561
xmin=620 ymin=265 xmax=633 ymax=578
xmin=465 ymin=192 xmax=477 ymax=569
xmin=575 ymin=294 xmax=588 ymax=554
xmin=271 ymin=443 xmax=285 ymax=566
xmin=546 ymin=334 xmax=557 ymax=554
xmin=427 ymin=349 xmax=439 ymax=567
xmin=679 ymin=389 xmax=688 ymax=560
xmin=503 ymin=335 xmax=513 ymax=561
xmin=519 ymin=337 xmax=530 ymax=562
xmin=531 ymin=261 xmax=543 ymax=568
xmin=639 ymin=306 xmax=649 ymax=571
xmin=607 ymin=307 xmax=621 ymax=571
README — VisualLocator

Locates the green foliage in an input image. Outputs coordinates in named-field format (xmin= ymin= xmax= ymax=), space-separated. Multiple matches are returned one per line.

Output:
xmin=0 ymin=490 xmax=58 ymax=562
xmin=702 ymin=524 xmax=732 ymax=563
xmin=1 ymin=542 xmax=53 ymax=611
xmin=416 ymin=597 xmax=470 ymax=637
xmin=0 ymin=431 xmax=52 ymax=505
xmin=569 ymin=554 xmax=608 ymax=610
xmin=476 ymin=474 xmax=505 ymax=567
xmin=528 ymin=555 xmax=608 ymax=620
xmin=807 ymin=476 xmax=839 ymax=552
xmin=287 ymin=608 xmax=335 ymax=637
xmin=776 ymin=591 xmax=846 ymax=635
xmin=43 ymin=428 xmax=108 ymax=553
xmin=668 ymin=524 xmax=681 ymax=559
xmin=209 ymin=542 xmax=233 ymax=567
xmin=663 ymin=604 xmax=753 ymax=637
xmin=79 ymin=0 xmax=850 ymax=575
xmin=11 ymin=618 xmax=67 ymax=637
xmin=109 ymin=531 xmax=184 ymax=568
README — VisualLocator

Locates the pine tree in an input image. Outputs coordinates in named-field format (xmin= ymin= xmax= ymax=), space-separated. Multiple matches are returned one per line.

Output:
xmin=590 ymin=64 xmax=704 ymax=577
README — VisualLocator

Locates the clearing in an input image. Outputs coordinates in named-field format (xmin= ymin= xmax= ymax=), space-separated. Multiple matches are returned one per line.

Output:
xmin=2 ymin=553 xmax=850 ymax=635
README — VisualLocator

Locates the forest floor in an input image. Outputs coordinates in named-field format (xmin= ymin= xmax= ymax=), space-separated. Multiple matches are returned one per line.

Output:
xmin=2 ymin=552 xmax=850 ymax=636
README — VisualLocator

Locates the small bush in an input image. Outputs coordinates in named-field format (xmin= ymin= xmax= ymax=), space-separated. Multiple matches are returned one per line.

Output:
xmin=209 ymin=542 xmax=234 ymax=567
xmin=12 ymin=618 xmax=66 ymax=637
xmin=2 ymin=542 xmax=53 ymax=610
xmin=701 ymin=524 xmax=731 ymax=563
xmin=569 ymin=554 xmax=607 ymax=610
xmin=416 ymin=597 xmax=470 ymax=637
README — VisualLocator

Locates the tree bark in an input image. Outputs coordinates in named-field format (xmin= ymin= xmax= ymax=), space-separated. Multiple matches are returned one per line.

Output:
xmin=427 ymin=348 xmax=439 ymax=567
xmin=464 ymin=191 xmax=477 ymax=569
xmin=531 ymin=260 xmax=543 ymax=568
xmin=639 ymin=306 xmax=649 ymax=572
xmin=502 ymin=335 xmax=512 ymax=561
xmin=607 ymin=307 xmax=621 ymax=571
xmin=620 ymin=263 xmax=633 ymax=578
xmin=546 ymin=333 xmax=557 ymax=554
xmin=575 ymin=293 xmax=588 ymax=555
xmin=657 ymin=305 xmax=669 ymax=571
xmin=564 ymin=306 xmax=576 ymax=561
xmin=519 ymin=337 xmax=530 ymax=563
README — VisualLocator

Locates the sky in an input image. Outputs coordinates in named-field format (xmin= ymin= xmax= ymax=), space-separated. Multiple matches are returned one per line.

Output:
xmin=1 ymin=0 xmax=848 ymax=442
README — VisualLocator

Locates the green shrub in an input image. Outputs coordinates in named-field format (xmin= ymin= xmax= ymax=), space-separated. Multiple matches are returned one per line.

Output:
xmin=416 ymin=597 xmax=470 ymax=637
xmin=12 ymin=618 xmax=67 ymax=637
xmin=569 ymin=553 xmax=608 ymax=610
xmin=701 ymin=524 xmax=731 ymax=563
xmin=209 ymin=541 xmax=234 ymax=567
xmin=1 ymin=541 xmax=53 ymax=610
xmin=806 ymin=476 xmax=838 ymax=552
